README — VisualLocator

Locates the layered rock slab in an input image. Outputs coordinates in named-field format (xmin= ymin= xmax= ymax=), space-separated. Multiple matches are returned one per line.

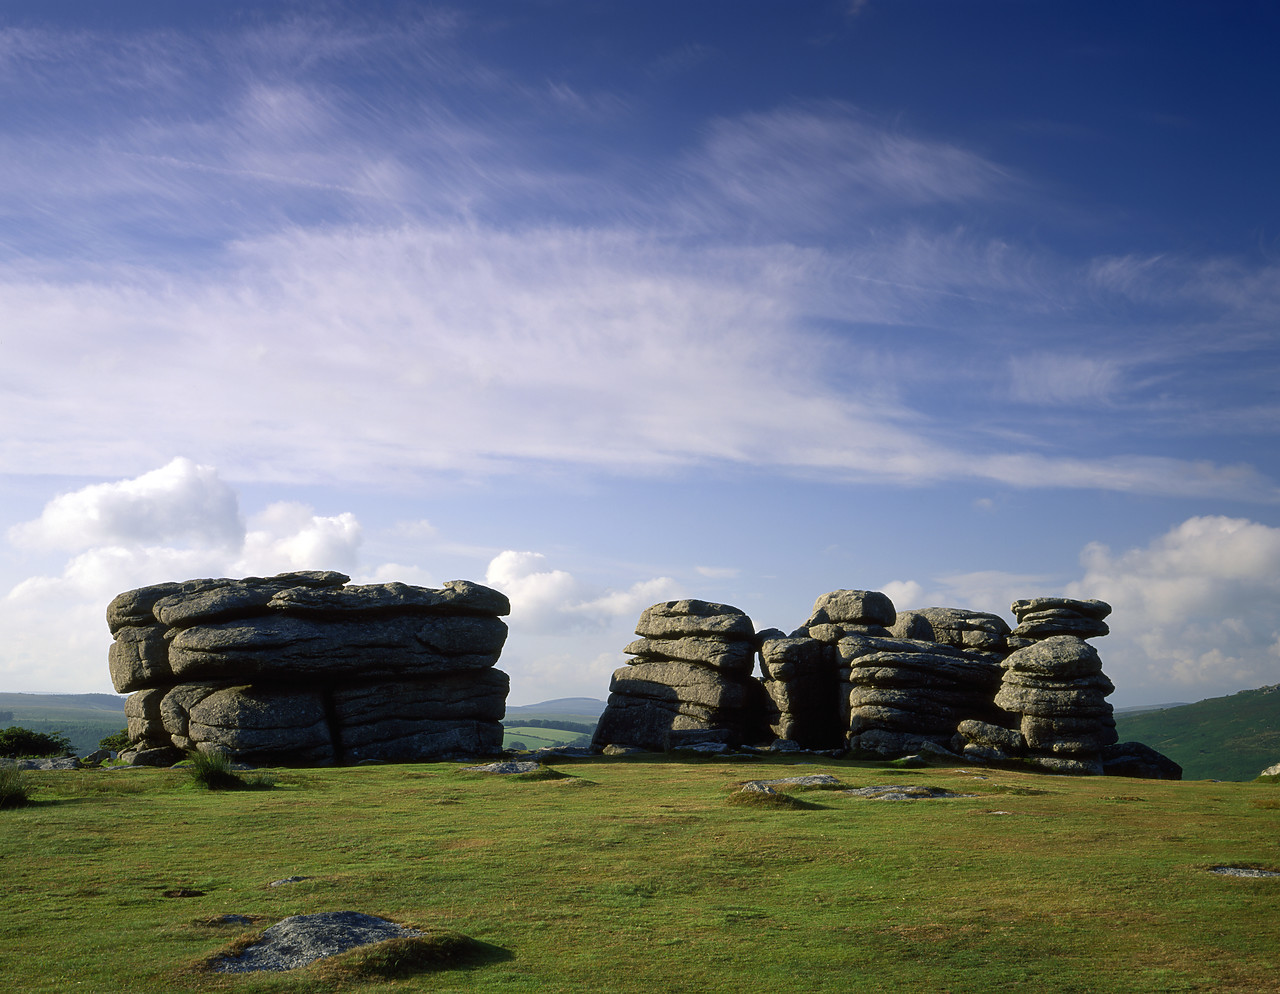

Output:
xmin=593 ymin=600 xmax=766 ymax=750
xmin=108 ymin=572 xmax=511 ymax=765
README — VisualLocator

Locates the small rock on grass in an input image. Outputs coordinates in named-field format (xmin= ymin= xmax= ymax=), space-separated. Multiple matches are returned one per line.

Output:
xmin=844 ymin=785 xmax=973 ymax=800
xmin=462 ymin=761 xmax=542 ymax=774
xmin=740 ymin=774 xmax=841 ymax=790
xmin=210 ymin=911 xmax=422 ymax=973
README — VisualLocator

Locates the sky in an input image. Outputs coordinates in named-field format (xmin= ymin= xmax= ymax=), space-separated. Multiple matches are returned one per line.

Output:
xmin=2 ymin=1 xmax=1279 ymax=708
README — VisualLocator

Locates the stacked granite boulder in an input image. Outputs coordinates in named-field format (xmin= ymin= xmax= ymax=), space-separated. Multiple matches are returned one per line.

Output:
xmin=840 ymin=633 xmax=1006 ymax=757
xmin=992 ymin=635 xmax=1117 ymax=774
xmin=107 ymin=571 xmax=511 ymax=766
xmin=591 ymin=600 xmax=766 ymax=751
xmin=1009 ymin=597 xmax=1111 ymax=648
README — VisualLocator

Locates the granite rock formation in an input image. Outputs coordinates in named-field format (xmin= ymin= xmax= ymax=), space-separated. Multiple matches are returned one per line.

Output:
xmin=590 ymin=600 xmax=767 ymax=750
xmin=595 ymin=588 xmax=1176 ymax=778
xmin=841 ymin=633 xmax=1006 ymax=757
xmin=108 ymin=572 xmax=510 ymax=765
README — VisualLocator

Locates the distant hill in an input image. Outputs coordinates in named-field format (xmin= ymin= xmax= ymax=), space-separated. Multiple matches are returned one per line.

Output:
xmin=505 ymin=698 xmax=607 ymax=718
xmin=0 ymin=692 xmax=125 ymax=714
xmin=0 ymin=692 xmax=128 ymax=755
xmin=1113 ymin=684 xmax=1280 ymax=781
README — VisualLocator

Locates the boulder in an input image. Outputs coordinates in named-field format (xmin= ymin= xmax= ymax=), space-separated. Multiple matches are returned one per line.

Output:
xmin=758 ymin=635 xmax=842 ymax=749
xmin=633 ymin=600 xmax=755 ymax=640
xmin=995 ymin=635 xmax=1116 ymax=768
xmin=593 ymin=600 xmax=763 ymax=751
xmin=890 ymin=607 xmax=1011 ymax=654
xmin=1011 ymin=597 xmax=1111 ymax=640
xmin=1102 ymin=742 xmax=1183 ymax=780
xmin=805 ymin=589 xmax=896 ymax=628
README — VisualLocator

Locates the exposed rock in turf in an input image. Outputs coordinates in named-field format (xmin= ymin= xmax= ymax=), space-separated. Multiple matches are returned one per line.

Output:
xmin=210 ymin=911 xmax=423 ymax=973
xmin=463 ymin=761 xmax=542 ymax=774
xmin=844 ymin=785 xmax=972 ymax=800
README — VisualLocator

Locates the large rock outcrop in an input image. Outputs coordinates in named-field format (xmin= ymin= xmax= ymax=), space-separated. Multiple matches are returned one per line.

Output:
xmin=595 ymin=588 xmax=1176 ymax=778
xmin=108 ymin=572 xmax=510 ymax=765
xmin=591 ymin=600 xmax=767 ymax=750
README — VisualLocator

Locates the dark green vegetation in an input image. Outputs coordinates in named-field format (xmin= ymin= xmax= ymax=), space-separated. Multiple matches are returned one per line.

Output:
xmin=185 ymin=751 xmax=276 ymax=792
xmin=2 ymin=757 xmax=1279 ymax=992
xmin=1114 ymin=685 xmax=1280 ymax=781
xmin=0 ymin=761 xmax=33 ymax=808
xmin=0 ymin=725 xmax=73 ymax=758
xmin=0 ymin=692 xmax=127 ymax=756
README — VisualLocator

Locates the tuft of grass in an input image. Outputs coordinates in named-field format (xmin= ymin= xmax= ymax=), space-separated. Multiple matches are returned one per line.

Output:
xmin=185 ymin=750 xmax=273 ymax=791
xmin=311 ymin=930 xmax=486 ymax=980
xmin=0 ymin=760 xmax=33 ymax=809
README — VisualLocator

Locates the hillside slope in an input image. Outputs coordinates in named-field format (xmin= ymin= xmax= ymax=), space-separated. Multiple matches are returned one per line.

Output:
xmin=1114 ymin=684 xmax=1280 ymax=780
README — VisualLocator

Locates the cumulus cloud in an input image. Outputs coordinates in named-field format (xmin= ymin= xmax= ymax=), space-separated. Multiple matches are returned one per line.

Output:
xmin=1067 ymin=516 xmax=1280 ymax=697
xmin=485 ymin=549 xmax=679 ymax=635
xmin=235 ymin=501 xmax=362 ymax=576
xmin=1 ymin=462 xmax=379 ymax=692
xmin=8 ymin=457 xmax=243 ymax=552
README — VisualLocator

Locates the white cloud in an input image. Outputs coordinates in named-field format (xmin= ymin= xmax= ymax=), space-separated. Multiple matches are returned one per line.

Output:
xmin=7 ymin=457 xmax=243 ymax=552
xmin=880 ymin=579 xmax=925 ymax=611
xmin=484 ymin=549 xmax=679 ymax=635
xmin=1064 ymin=516 xmax=1280 ymax=700
xmin=235 ymin=502 xmax=362 ymax=576
xmin=689 ymin=105 xmax=1014 ymax=234
xmin=1008 ymin=354 xmax=1121 ymax=406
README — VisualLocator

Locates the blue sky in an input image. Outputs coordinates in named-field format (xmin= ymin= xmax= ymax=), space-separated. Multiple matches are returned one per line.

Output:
xmin=2 ymin=1 xmax=1279 ymax=706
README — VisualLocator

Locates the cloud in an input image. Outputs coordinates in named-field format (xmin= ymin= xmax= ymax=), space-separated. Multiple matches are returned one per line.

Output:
xmin=484 ymin=549 xmax=679 ymax=635
xmin=235 ymin=502 xmax=363 ymax=576
xmin=1008 ymin=354 xmax=1121 ymax=406
xmin=687 ymin=105 xmax=1015 ymax=234
xmin=3 ymin=221 xmax=1272 ymax=504
xmin=2 ymin=462 xmax=378 ymax=692
xmin=7 ymin=457 xmax=243 ymax=552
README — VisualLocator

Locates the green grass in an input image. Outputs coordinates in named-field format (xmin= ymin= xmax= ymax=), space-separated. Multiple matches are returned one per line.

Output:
xmin=2 ymin=758 xmax=1279 ymax=992
xmin=502 ymin=725 xmax=592 ymax=750
xmin=1114 ymin=685 xmax=1280 ymax=781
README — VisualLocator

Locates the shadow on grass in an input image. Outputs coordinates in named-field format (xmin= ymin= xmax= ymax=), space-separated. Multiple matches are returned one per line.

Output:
xmin=312 ymin=932 xmax=514 ymax=982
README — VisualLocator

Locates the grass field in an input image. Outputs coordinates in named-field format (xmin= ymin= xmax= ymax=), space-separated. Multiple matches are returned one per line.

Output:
xmin=501 ymin=725 xmax=592 ymax=750
xmin=2 ymin=756 xmax=1278 ymax=992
